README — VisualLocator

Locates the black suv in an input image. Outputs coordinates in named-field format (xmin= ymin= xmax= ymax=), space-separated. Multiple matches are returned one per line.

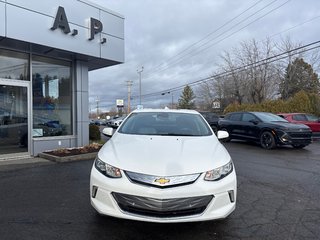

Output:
xmin=218 ymin=111 xmax=312 ymax=149
xmin=199 ymin=112 xmax=220 ymax=133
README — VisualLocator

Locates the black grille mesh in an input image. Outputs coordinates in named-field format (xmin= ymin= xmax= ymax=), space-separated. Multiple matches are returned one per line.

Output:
xmin=112 ymin=192 xmax=213 ymax=218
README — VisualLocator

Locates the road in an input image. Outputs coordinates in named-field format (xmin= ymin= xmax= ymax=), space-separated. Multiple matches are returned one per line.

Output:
xmin=0 ymin=141 xmax=319 ymax=240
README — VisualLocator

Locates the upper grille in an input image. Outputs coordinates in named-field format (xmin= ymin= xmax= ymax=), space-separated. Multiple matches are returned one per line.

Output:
xmin=112 ymin=192 xmax=213 ymax=218
xmin=125 ymin=171 xmax=200 ymax=188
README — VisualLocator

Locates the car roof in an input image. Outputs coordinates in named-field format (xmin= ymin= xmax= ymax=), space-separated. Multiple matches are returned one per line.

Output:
xmin=131 ymin=108 xmax=199 ymax=115
xmin=227 ymin=111 xmax=270 ymax=114
xmin=278 ymin=113 xmax=306 ymax=115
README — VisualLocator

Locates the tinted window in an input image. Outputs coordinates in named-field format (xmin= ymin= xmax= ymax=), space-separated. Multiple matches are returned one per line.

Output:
xmin=228 ymin=113 xmax=242 ymax=121
xmin=292 ymin=114 xmax=308 ymax=121
xmin=253 ymin=112 xmax=287 ymax=122
xmin=0 ymin=49 xmax=29 ymax=80
xmin=306 ymin=114 xmax=319 ymax=122
xmin=200 ymin=112 xmax=218 ymax=122
xmin=242 ymin=113 xmax=257 ymax=122
xmin=118 ymin=112 xmax=212 ymax=136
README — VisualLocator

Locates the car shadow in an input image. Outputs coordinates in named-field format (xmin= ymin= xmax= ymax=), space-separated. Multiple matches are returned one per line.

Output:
xmin=88 ymin=212 xmax=232 ymax=240
xmin=222 ymin=139 xmax=312 ymax=152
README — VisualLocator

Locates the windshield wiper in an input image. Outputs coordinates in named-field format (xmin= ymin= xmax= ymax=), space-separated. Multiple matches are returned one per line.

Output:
xmin=158 ymin=133 xmax=195 ymax=136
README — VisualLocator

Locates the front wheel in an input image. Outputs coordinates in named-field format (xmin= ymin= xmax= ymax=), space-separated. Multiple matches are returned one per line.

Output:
xmin=260 ymin=131 xmax=276 ymax=149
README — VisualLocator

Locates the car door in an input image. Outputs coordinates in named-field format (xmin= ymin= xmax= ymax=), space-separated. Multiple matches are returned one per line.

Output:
xmin=227 ymin=113 xmax=243 ymax=139
xmin=241 ymin=113 xmax=260 ymax=141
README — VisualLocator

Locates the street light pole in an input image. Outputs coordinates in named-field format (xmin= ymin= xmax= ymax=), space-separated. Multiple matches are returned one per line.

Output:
xmin=137 ymin=66 xmax=144 ymax=105
xmin=171 ymin=93 xmax=174 ymax=109
xmin=126 ymin=80 xmax=133 ymax=114
xmin=95 ymin=96 xmax=100 ymax=119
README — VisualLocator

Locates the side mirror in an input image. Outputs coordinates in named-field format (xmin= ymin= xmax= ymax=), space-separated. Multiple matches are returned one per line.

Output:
xmin=102 ymin=127 xmax=115 ymax=137
xmin=217 ymin=130 xmax=229 ymax=140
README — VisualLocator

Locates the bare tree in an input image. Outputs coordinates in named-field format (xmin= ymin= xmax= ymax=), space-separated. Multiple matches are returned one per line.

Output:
xmin=236 ymin=38 xmax=277 ymax=103
xmin=219 ymin=51 xmax=246 ymax=104
xmin=275 ymin=37 xmax=304 ymax=99
xmin=196 ymin=36 xmax=320 ymax=110
xmin=196 ymin=80 xmax=216 ymax=111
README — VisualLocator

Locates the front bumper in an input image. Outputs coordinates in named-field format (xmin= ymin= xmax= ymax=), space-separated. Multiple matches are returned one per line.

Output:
xmin=277 ymin=130 xmax=312 ymax=146
xmin=90 ymin=166 xmax=237 ymax=223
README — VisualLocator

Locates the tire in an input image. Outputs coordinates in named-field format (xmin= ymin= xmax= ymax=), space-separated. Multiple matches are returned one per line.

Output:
xmin=260 ymin=131 xmax=276 ymax=149
xmin=292 ymin=144 xmax=307 ymax=149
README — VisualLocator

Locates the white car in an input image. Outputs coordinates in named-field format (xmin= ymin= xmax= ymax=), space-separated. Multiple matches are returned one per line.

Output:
xmin=107 ymin=116 xmax=126 ymax=128
xmin=90 ymin=109 xmax=236 ymax=223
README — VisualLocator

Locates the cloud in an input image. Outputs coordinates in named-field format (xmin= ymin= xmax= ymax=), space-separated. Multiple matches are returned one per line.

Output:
xmin=89 ymin=0 xmax=320 ymax=112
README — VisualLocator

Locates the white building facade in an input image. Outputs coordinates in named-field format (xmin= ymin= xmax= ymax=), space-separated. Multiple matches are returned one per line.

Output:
xmin=0 ymin=0 xmax=124 ymax=157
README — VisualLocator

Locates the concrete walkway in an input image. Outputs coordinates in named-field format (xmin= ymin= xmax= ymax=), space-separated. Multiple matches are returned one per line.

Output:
xmin=0 ymin=153 xmax=50 ymax=167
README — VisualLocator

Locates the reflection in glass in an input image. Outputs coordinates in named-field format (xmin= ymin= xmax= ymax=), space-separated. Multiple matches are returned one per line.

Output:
xmin=32 ymin=57 xmax=72 ymax=137
xmin=0 ymin=85 xmax=28 ymax=154
xmin=0 ymin=50 xmax=29 ymax=80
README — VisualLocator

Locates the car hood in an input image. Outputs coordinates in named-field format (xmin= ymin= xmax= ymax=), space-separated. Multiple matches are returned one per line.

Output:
xmin=268 ymin=121 xmax=311 ymax=130
xmin=98 ymin=133 xmax=231 ymax=176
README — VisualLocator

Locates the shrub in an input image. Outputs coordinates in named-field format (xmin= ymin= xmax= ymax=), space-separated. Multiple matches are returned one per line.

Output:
xmin=223 ymin=91 xmax=320 ymax=116
xmin=307 ymin=93 xmax=320 ymax=116
xmin=89 ymin=124 xmax=101 ymax=141
xmin=287 ymin=91 xmax=313 ymax=113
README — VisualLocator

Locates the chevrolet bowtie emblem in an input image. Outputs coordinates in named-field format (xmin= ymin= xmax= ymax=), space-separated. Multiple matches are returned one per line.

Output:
xmin=154 ymin=178 xmax=170 ymax=185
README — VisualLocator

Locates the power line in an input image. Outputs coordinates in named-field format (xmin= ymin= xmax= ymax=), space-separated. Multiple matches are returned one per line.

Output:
xmin=269 ymin=14 xmax=320 ymax=38
xmin=94 ymin=39 xmax=320 ymax=107
xmin=137 ymin=10 xmax=320 ymax=95
xmin=142 ymin=0 xmax=265 ymax=75
xmin=143 ymin=0 xmax=291 ymax=80
xmin=142 ymin=0 xmax=289 ymax=80
xmin=134 ymin=40 xmax=320 ymax=100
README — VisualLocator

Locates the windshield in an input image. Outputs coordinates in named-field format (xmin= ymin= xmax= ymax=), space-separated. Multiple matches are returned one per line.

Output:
xmin=306 ymin=114 xmax=319 ymax=122
xmin=118 ymin=112 xmax=212 ymax=136
xmin=254 ymin=112 xmax=288 ymax=123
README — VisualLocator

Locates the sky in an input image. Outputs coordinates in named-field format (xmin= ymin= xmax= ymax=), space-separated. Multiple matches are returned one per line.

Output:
xmin=88 ymin=0 xmax=320 ymax=113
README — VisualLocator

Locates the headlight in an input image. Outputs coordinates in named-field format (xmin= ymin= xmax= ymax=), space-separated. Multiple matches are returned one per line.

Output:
xmin=204 ymin=160 xmax=233 ymax=181
xmin=94 ymin=157 xmax=122 ymax=178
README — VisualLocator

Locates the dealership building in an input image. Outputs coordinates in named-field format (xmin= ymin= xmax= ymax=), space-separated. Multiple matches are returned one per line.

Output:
xmin=0 ymin=0 xmax=124 ymax=158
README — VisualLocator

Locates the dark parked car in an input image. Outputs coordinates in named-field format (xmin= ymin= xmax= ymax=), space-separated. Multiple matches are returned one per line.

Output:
xmin=277 ymin=113 xmax=320 ymax=140
xmin=199 ymin=112 xmax=220 ymax=133
xmin=218 ymin=111 xmax=312 ymax=149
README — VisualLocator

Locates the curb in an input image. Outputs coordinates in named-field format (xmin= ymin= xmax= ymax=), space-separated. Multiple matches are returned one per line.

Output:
xmin=38 ymin=152 xmax=97 ymax=163
xmin=0 ymin=157 xmax=50 ymax=167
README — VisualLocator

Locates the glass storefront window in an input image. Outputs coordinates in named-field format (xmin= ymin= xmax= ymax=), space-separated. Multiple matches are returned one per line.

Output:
xmin=0 ymin=50 xmax=29 ymax=80
xmin=32 ymin=56 xmax=72 ymax=137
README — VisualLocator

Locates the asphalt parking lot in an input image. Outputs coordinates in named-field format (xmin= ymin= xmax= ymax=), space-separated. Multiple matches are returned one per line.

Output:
xmin=0 ymin=141 xmax=319 ymax=240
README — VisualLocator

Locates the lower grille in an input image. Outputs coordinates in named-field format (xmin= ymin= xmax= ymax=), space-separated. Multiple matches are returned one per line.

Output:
xmin=112 ymin=192 xmax=213 ymax=218
xmin=289 ymin=132 xmax=312 ymax=144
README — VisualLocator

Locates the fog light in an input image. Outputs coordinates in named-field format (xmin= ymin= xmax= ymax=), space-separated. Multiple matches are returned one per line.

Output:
xmin=92 ymin=186 xmax=98 ymax=198
xmin=280 ymin=133 xmax=290 ymax=143
xmin=228 ymin=190 xmax=235 ymax=203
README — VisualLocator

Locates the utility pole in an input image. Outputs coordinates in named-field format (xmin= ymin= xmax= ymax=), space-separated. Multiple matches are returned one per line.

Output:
xmin=126 ymin=80 xmax=133 ymax=114
xmin=96 ymin=96 xmax=100 ymax=119
xmin=171 ymin=92 xmax=174 ymax=109
xmin=137 ymin=66 xmax=144 ymax=105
